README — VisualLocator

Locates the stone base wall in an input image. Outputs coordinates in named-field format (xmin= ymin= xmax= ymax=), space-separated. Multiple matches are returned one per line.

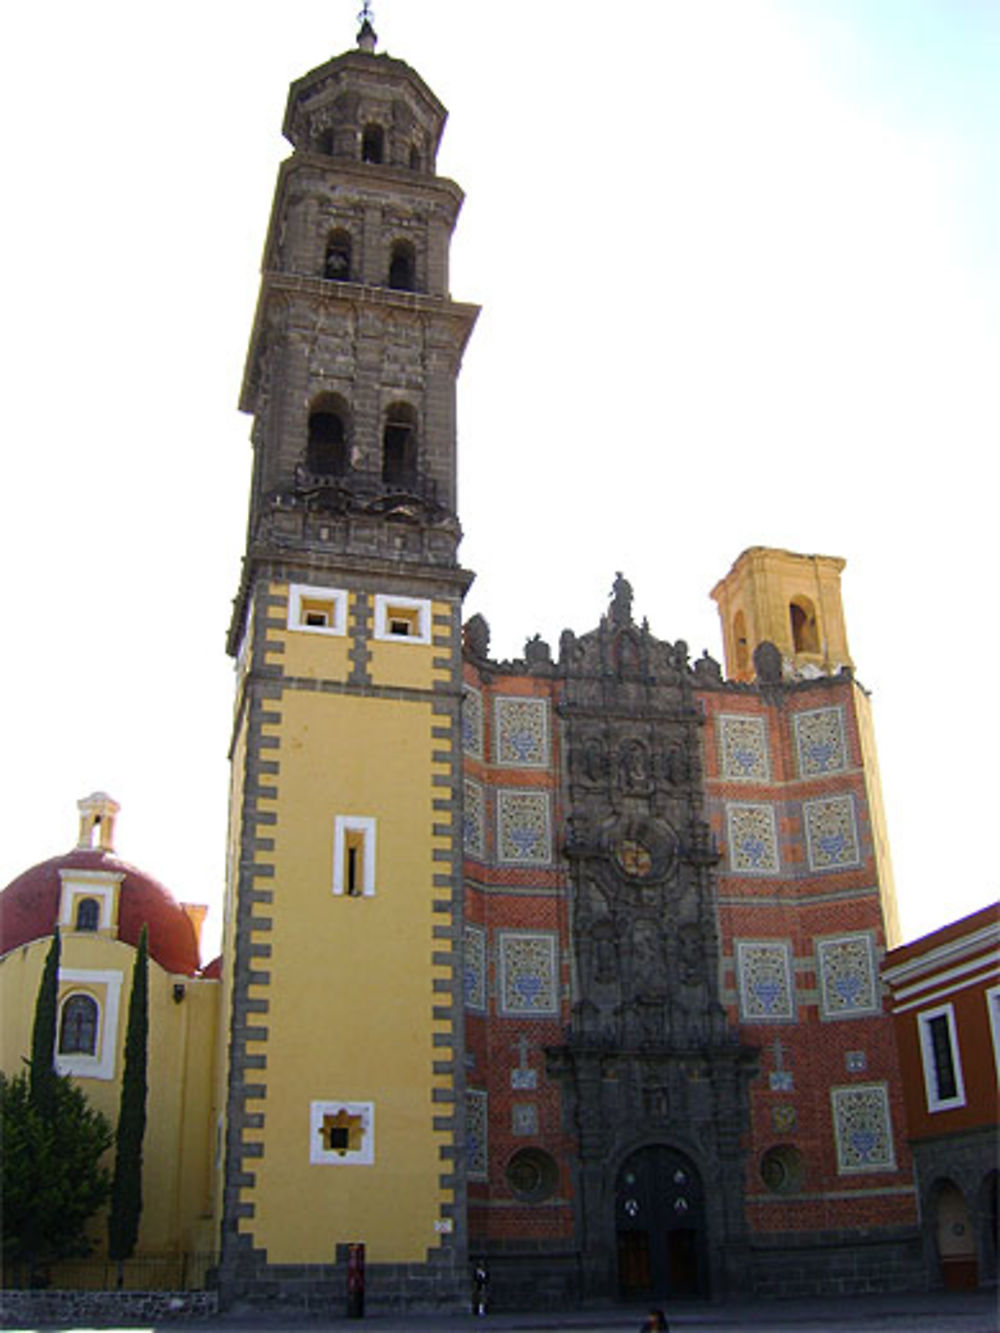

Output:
xmin=0 ymin=1290 xmax=217 ymax=1329
xmin=217 ymin=1255 xmax=469 ymax=1317
xmin=747 ymin=1227 xmax=926 ymax=1298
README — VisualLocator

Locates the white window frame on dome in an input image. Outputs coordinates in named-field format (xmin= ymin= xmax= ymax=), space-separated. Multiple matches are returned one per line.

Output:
xmin=373 ymin=593 xmax=430 ymax=644
xmin=58 ymin=870 xmax=122 ymax=933
xmin=288 ymin=583 xmax=347 ymax=636
xmin=56 ymin=968 xmax=123 ymax=1081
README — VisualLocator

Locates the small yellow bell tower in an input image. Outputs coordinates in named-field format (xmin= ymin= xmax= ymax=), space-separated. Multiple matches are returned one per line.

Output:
xmin=710 ymin=546 xmax=853 ymax=682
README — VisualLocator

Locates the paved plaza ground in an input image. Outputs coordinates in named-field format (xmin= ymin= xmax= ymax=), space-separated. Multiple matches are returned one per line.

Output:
xmin=8 ymin=1289 xmax=995 ymax=1333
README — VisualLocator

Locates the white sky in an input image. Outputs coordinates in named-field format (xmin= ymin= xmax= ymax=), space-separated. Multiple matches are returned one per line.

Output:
xmin=1 ymin=1 xmax=997 ymax=962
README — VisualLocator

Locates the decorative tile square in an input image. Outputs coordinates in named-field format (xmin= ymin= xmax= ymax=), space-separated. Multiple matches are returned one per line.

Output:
xmin=462 ymin=687 xmax=484 ymax=760
xmin=464 ymin=925 xmax=486 ymax=1012
xmin=846 ymin=1050 xmax=868 ymax=1073
xmin=736 ymin=941 xmax=794 ymax=1021
xmin=726 ymin=803 xmax=779 ymax=874
xmin=494 ymin=697 xmax=550 ymax=768
xmin=719 ymin=715 xmax=770 ymax=781
xmin=497 ymin=789 xmax=552 ymax=865
xmin=463 ymin=780 xmax=485 ymax=860
xmin=831 ymin=1084 xmax=895 ymax=1173
xmin=512 ymin=1103 xmax=538 ymax=1136
xmin=803 ymin=795 xmax=860 ymax=870
xmin=466 ymin=1090 xmax=488 ymax=1181
xmin=498 ymin=931 xmax=559 ymax=1016
xmin=794 ymin=706 xmax=847 ymax=776
xmin=817 ymin=933 xmax=878 ymax=1018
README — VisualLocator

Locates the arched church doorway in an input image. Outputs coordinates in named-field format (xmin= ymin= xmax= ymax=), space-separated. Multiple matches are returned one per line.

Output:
xmin=615 ymin=1145 xmax=707 ymax=1300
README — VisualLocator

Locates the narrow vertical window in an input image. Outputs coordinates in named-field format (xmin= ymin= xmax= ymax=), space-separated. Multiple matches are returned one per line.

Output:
xmin=918 ymin=1003 xmax=966 ymax=1111
xmin=790 ymin=597 xmax=819 ymax=653
xmin=306 ymin=394 xmax=350 ymax=478
xmin=333 ymin=817 xmax=377 ymax=897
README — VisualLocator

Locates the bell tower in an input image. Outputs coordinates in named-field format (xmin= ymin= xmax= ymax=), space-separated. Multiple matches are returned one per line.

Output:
xmin=219 ymin=14 xmax=477 ymax=1308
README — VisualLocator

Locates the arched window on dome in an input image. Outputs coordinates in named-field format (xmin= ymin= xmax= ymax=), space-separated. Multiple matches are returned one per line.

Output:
xmin=58 ymin=993 xmax=99 ymax=1057
xmin=75 ymin=897 xmax=99 ymax=932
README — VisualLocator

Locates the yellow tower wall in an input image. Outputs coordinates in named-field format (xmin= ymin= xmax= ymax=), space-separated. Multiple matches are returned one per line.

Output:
xmin=225 ymin=579 xmax=458 ymax=1265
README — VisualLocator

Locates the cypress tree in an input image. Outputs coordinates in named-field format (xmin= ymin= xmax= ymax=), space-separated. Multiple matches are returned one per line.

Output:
xmin=108 ymin=924 xmax=149 ymax=1275
xmin=29 ymin=927 xmax=60 ymax=1116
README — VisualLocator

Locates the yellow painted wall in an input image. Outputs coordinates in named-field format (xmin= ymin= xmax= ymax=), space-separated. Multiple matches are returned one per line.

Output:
xmin=0 ymin=934 xmax=218 ymax=1259
xmin=231 ymin=578 xmax=456 ymax=1263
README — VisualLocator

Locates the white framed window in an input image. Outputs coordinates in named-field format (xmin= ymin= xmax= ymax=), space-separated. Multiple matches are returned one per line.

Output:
xmin=58 ymin=871 xmax=120 ymax=932
xmin=288 ymin=583 xmax=347 ymax=636
xmin=310 ymin=1100 xmax=375 ymax=1165
xmin=332 ymin=816 xmax=376 ymax=897
xmin=55 ymin=968 xmax=123 ymax=1081
xmin=373 ymin=593 xmax=430 ymax=644
xmin=917 ymin=1002 xmax=966 ymax=1112
xmin=986 ymin=985 xmax=1000 ymax=1085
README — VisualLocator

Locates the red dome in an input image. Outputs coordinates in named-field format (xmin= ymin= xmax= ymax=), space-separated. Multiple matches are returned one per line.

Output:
xmin=0 ymin=847 xmax=200 ymax=976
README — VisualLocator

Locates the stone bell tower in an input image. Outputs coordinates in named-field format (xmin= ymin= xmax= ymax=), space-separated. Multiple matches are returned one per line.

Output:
xmin=218 ymin=12 xmax=478 ymax=1309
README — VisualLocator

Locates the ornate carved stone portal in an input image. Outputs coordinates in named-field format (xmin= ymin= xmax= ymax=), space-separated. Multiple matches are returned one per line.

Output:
xmin=547 ymin=577 xmax=757 ymax=1299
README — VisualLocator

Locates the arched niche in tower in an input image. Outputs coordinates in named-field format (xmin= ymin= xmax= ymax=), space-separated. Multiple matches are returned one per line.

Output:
xmin=382 ymin=402 xmax=418 ymax=488
xmin=789 ymin=596 xmax=819 ymax=654
xmin=324 ymin=229 xmax=353 ymax=282
xmin=306 ymin=394 xmax=351 ymax=478
xmin=388 ymin=240 xmax=416 ymax=292
xmin=361 ymin=122 xmax=384 ymax=164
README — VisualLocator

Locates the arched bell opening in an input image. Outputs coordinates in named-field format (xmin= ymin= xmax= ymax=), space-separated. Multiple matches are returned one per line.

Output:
xmin=306 ymin=394 xmax=351 ymax=479
xmin=789 ymin=596 xmax=819 ymax=654
xmin=382 ymin=402 xmax=418 ymax=488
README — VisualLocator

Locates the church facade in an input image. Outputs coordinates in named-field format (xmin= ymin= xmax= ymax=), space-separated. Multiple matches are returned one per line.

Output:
xmin=1 ymin=21 xmax=936 ymax=1313
xmin=213 ymin=21 xmax=920 ymax=1309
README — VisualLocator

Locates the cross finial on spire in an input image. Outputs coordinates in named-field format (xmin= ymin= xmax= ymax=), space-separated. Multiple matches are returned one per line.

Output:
xmin=357 ymin=1 xmax=377 ymax=51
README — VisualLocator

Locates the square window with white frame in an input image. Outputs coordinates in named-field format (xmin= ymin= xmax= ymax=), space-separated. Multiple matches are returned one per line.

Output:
xmin=373 ymin=593 xmax=431 ymax=644
xmin=288 ymin=583 xmax=347 ymax=636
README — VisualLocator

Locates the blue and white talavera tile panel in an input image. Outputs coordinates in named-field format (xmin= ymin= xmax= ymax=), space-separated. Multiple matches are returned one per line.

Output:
xmin=462 ymin=687 xmax=484 ymax=760
xmin=794 ymin=706 xmax=848 ymax=776
xmin=726 ymin=803 xmax=780 ymax=874
xmin=466 ymin=1089 xmax=488 ymax=1181
xmin=464 ymin=924 xmax=487 ymax=1012
xmin=831 ymin=1083 xmax=895 ymax=1173
xmin=817 ymin=933 xmax=878 ymax=1018
xmin=463 ymin=779 xmax=485 ymax=860
xmin=736 ymin=941 xmax=795 ymax=1021
xmin=498 ymin=931 xmax=559 ymax=1016
xmin=803 ymin=794 xmax=860 ymax=870
xmin=494 ymin=696 xmax=550 ymax=768
xmin=497 ymin=789 xmax=552 ymax=865
xmin=719 ymin=715 xmax=770 ymax=782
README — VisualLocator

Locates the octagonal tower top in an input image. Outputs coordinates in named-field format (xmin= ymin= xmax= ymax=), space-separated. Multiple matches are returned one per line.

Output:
xmin=282 ymin=21 xmax=449 ymax=175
